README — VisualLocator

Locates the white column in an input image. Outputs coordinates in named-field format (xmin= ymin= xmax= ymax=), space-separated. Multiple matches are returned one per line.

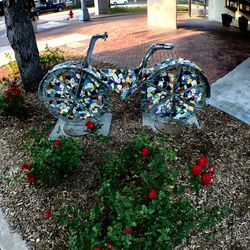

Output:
xmin=208 ymin=0 xmax=227 ymax=22
xmin=94 ymin=0 xmax=110 ymax=15
xmin=148 ymin=0 xmax=177 ymax=29
xmin=94 ymin=0 xmax=100 ymax=15
xmin=79 ymin=0 xmax=90 ymax=21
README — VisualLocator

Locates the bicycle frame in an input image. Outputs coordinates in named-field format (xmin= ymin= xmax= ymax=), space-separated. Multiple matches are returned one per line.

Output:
xmin=80 ymin=32 xmax=175 ymax=100
xmin=38 ymin=32 xmax=210 ymax=125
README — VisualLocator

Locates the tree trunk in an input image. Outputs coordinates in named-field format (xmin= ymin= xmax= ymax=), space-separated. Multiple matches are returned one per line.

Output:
xmin=3 ymin=0 xmax=43 ymax=92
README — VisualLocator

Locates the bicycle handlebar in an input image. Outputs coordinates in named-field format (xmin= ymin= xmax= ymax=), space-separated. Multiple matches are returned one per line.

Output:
xmin=101 ymin=32 xmax=108 ymax=40
xmin=139 ymin=43 xmax=175 ymax=69
xmin=92 ymin=32 xmax=108 ymax=41
xmin=83 ymin=32 xmax=108 ymax=67
xmin=153 ymin=43 xmax=174 ymax=50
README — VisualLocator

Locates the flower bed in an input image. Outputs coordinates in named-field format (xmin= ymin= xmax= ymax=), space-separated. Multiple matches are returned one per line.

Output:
xmin=0 ymin=58 xmax=249 ymax=249
xmin=51 ymin=135 xmax=230 ymax=250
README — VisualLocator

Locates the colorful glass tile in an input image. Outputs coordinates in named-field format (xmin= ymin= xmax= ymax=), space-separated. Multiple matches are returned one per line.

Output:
xmin=39 ymin=42 xmax=209 ymax=126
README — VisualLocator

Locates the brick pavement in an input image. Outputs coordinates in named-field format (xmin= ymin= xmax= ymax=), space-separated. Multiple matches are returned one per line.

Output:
xmin=36 ymin=14 xmax=250 ymax=83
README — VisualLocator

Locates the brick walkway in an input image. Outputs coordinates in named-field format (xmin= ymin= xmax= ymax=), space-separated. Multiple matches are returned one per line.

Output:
xmin=35 ymin=14 xmax=250 ymax=83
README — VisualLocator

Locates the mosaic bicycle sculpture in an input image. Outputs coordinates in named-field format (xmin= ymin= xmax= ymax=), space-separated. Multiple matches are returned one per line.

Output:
xmin=38 ymin=32 xmax=210 ymax=131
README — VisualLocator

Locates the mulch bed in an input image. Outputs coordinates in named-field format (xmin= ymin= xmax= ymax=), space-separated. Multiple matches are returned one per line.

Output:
xmin=0 ymin=63 xmax=249 ymax=249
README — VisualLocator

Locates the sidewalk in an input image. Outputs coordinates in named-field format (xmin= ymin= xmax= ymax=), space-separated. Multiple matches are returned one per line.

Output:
xmin=207 ymin=57 xmax=250 ymax=125
xmin=33 ymin=14 xmax=250 ymax=83
xmin=0 ymin=199 xmax=28 ymax=250
xmin=0 ymin=11 xmax=141 ymax=67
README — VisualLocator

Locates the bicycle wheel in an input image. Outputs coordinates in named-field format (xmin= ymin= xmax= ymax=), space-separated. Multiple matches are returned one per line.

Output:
xmin=38 ymin=61 xmax=109 ymax=124
xmin=141 ymin=58 xmax=210 ymax=123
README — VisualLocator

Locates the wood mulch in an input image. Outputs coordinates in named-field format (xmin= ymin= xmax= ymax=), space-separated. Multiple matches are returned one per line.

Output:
xmin=0 ymin=61 xmax=249 ymax=250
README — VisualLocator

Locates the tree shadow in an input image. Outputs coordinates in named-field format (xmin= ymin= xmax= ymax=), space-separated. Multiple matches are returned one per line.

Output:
xmin=92 ymin=17 xmax=250 ymax=83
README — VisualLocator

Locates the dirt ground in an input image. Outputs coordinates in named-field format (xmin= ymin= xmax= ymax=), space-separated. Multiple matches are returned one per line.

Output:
xmin=0 ymin=80 xmax=249 ymax=249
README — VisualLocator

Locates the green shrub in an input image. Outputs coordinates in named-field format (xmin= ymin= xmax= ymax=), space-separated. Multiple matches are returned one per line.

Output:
xmin=0 ymin=78 xmax=24 ymax=115
xmin=5 ymin=53 xmax=19 ymax=76
xmin=21 ymin=131 xmax=83 ymax=187
xmin=40 ymin=45 xmax=65 ymax=72
xmin=53 ymin=134 xmax=230 ymax=250
xmin=177 ymin=5 xmax=189 ymax=11
xmin=108 ymin=6 xmax=147 ymax=14
xmin=4 ymin=46 xmax=65 ymax=76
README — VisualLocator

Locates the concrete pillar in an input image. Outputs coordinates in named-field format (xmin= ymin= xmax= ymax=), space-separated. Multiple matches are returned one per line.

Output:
xmin=94 ymin=0 xmax=110 ymax=15
xmin=79 ymin=0 xmax=90 ymax=21
xmin=148 ymin=0 xmax=177 ymax=29
xmin=208 ymin=0 xmax=228 ymax=22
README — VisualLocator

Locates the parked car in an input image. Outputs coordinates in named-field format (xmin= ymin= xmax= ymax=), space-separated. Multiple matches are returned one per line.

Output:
xmin=34 ymin=1 xmax=66 ymax=15
xmin=65 ymin=0 xmax=73 ymax=6
xmin=110 ymin=0 xmax=128 ymax=5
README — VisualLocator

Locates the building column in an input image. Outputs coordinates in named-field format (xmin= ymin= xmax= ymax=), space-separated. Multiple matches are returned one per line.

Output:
xmin=79 ymin=0 xmax=90 ymax=21
xmin=148 ymin=0 xmax=177 ymax=29
xmin=94 ymin=0 xmax=110 ymax=15
xmin=208 ymin=0 xmax=227 ymax=22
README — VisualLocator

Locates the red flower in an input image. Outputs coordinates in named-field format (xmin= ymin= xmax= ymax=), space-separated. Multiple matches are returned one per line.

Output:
xmin=26 ymin=173 xmax=36 ymax=184
xmin=148 ymin=188 xmax=157 ymax=199
xmin=5 ymin=96 xmax=14 ymax=103
xmin=54 ymin=140 xmax=62 ymax=147
xmin=201 ymin=172 xmax=213 ymax=187
xmin=141 ymin=147 xmax=150 ymax=157
xmin=44 ymin=209 xmax=52 ymax=218
xmin=198 ymin=156 xmax=208 ymax=167
xmin=20 ymin=163 xmax=32 ymax=171
xmin=209 ymin=164 xmax=215 ymax=174
xmin=191 ymin=165 xmax=202 ymax=176
xmin=6 ymin=87 xmax=12 ymax=97
xmin=107 ymin=243 xmax=112 ymax=249
xmin=85 ymin=121 xmax=96 ymax=130
xmin=93 ymin=247 xmax=102 ymax=250
xmin=13 ymin=87 xmax=21 ymax=96
xmin=124 ymin=228 xmax=133 ymax=234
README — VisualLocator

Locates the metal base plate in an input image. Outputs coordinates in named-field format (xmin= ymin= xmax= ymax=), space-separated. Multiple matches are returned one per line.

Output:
xmin=142 ymin=113 xmax=200 ymax=134
xmin=49 ymin=113 xmax=112 ymax=140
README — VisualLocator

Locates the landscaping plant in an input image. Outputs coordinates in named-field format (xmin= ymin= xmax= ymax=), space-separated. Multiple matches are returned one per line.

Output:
xmin=53 ymin=134 xmax=230 ymax=250
xmin=4 ymin=45 xmax=65 ymax=77
xmin=21 ymin=131 xmax=83 ymax=187
xmin=0 ymin=77 xmax=24 ymax=115
xmin=40 ymin=45 xmax=65 ymax=72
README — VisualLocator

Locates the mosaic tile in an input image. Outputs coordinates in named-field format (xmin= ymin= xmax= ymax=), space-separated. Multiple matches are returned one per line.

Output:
xmin=39 ymin=55 xmax=209 ymax=124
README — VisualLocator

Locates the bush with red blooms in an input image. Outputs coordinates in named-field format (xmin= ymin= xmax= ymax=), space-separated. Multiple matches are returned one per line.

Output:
xmin=44 ymin=209 xmax=52 ymax=219
xmin=190 ymin=156 xmax=215 ymax=191
xmin=85 ymin=120 xmax=96 ymax=130
xmin=54 ymin=139 xmax=62 ymax=148
xmin=85 ymin=120 xmax=105 ymax=138
xmin=26 ymin=173 xmax=36 ymax=185
xmin=148 ymin=188 xmax=157 ymax=199
xmin=0 ymin=77 xmax=24 ymax=115
xmin=22 ymin=131 xmax=83 ymax=187
xmin=54 ymin=134 xmax=230 ymax=250
xmin=19 ymin=163 xmax=36 ymax=187
xmin=141 ymin=146 xmax=150 ymax=157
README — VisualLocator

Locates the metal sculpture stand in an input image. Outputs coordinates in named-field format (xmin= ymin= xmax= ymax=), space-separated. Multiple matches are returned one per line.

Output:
xmin=38 ymin=32 xmax=210 ymax=140
xmin=49 ymin=113 xmax=112 ymax=140
xmin=142 ymin=113 xmax=200 ymax=134
xmin=50 ymin=112 xmax=198 ymax=140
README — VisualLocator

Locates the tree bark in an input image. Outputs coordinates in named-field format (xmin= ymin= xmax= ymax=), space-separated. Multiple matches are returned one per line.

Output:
xmin=3 ymin=0 xmax=43 ymax=92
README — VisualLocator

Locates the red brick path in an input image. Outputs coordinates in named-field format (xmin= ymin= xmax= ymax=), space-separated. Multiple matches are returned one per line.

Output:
xmin=37 ymin=14 xmax=250 ymax=83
